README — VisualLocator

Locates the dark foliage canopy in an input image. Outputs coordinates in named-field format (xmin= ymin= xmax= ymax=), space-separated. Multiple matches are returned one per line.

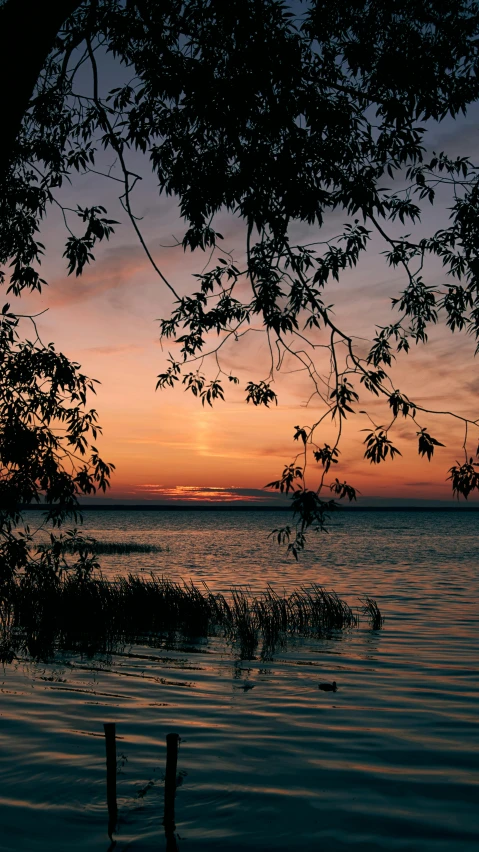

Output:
xmin=2 ymin=0 xmax=479 ymax=568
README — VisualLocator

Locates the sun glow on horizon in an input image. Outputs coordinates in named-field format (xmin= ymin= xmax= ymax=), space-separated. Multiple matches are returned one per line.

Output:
xmin=118 ymin=485 xmax=273 ymax=502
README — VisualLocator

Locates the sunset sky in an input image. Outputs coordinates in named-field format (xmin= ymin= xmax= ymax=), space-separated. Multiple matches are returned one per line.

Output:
xmin=13 ymin=83 xmax=479 ymax=505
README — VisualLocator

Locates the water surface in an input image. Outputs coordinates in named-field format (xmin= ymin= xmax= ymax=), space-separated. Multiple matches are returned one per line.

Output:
xmin=1 ymin=509 xmax=478 ymax=850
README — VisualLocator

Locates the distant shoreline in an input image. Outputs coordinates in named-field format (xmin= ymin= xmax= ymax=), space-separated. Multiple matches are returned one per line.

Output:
xmin=20 ymin=503 xmax=479 ymax=512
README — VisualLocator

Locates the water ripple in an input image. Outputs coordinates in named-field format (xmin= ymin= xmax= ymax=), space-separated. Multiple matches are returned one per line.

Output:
xmin=1 ymin=509 xmax=478 ymax=850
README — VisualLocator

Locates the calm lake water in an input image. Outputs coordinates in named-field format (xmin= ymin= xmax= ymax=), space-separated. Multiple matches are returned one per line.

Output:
xmin=1 ymin=509 xmax=478 ymax=851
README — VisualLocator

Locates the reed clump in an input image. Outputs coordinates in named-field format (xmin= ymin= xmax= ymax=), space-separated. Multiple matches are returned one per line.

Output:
xmin=361 ymin=596 xmax=385 ymax=629
xmin=61 ymin=540 xmax=166 ymax=555
xmin=0 ymin=574 xmax=382 ymax=661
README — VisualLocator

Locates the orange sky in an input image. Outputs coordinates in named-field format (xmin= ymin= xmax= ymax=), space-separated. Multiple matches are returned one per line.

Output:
xmin=11 ymin=109 xmax=479 ymax=505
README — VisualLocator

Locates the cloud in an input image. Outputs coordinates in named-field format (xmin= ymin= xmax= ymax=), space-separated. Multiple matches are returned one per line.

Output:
xmin=46 ymin=245 xmax=147 ymax=307
xmin=426 ymin=106 xmax=479 ymax=158
xmin=465 ymin=375 xmax=479 ymax=395
xmin=84 ymin=343 xmax=144 ymax=355
xmin=45 ymin=238 xmax=188 ymax=310
xmin=129 ymin=484 xmax=287 ymax=502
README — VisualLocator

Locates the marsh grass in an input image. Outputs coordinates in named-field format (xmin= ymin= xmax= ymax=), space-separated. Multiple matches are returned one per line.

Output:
xmin=361 ymin=596 xmax=385 ymax=629
xmin=0 ymin=575 xmax=382 ymax=662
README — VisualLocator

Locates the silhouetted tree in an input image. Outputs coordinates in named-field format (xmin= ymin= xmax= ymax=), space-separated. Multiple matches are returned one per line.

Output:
xmin=2 ymin=0 xmax=479 ymax=563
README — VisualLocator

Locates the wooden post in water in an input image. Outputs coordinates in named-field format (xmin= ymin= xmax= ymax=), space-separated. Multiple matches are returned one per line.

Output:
xmin=104 ymin=722 xmax=118 ymax=840
xmin=163 ymin=732 xmax=180 ymax=849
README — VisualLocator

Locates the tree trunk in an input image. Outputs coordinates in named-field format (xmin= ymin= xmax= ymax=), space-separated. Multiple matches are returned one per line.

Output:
xmin=0 ymin=0 xmax=85 ymax=176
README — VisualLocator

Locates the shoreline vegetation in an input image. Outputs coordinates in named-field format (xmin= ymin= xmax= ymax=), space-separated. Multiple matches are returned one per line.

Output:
xmin=0 ymin=574 xmax=383 ymax=664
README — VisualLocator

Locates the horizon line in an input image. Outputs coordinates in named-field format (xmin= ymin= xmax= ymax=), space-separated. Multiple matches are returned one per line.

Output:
xmin=20 ymin=502 xmax=479 ymax=511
